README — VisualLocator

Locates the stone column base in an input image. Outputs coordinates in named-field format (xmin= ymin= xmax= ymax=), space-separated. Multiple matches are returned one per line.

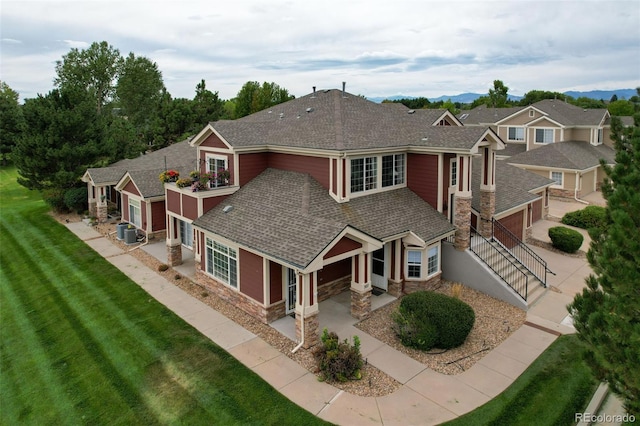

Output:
xmin=167 ymin=244 xmax=182 ymax=266
xmin=454 ymin=196 xmax=472 ymax=251
xmin=350 ymin=288 xmax=372 ymax=320
xmin=295 ymin=311 xmax=319 ymax=349
xmin=97 ymin=205 xmax=108 ymax=223
xmin=387 ymin=280 xmax=402 ymax=297
xmin=88 ymin=201 xmax=97 ymax=217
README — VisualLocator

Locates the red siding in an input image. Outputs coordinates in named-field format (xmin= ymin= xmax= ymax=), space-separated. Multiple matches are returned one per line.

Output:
xmin=240 ymin=249 xmax=263 ymax=303
xmin=390 ymin=242 xmax=396 ymax=280
xmin=151 ymin=201 xmax=166 ymax=232
xmin=141 ymin=200 xmax=148 ymax=229
xmin=123 ymin=180 xmax=140 ymax=196
xmin=202 ymin=194 xmax=229 ymax=214
xmin=166 ymin=189 xmax=181 ymax=214
xmin=267 ymin=153 xmax=330 ymax=189
xmin=181 ymin=194 xmax=198 ymax=220
xmin=122 ymin=194 xmax=129 ymax=221
xmin=269 ymin=262 xmax=283 ymax=304
xmin=324 ymin=237 xmax=362 ymax=259
xmin=318 ymin=258 xmax=351 ymax=285
xmin=239 ymin=153 xmax=268 ymax=186
xmin=532 ymin=199 xmax=542 ymax=223
xmin=331 ymin=158 xmax=337 ymax=195
xmin=407 ymin=153 xmax=439 ymax=209
xmin=201 ymin=132 xmax=229 ymax=149
xmin=499 ymin=210 xmax=525 ymax=246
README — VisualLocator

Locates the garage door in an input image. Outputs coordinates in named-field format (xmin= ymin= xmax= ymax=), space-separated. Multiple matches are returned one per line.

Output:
xmin=498 ymin=210 xmax=524 ymax=247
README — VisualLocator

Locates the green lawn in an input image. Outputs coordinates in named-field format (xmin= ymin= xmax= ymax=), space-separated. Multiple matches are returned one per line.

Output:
xmin=0 ymin=165 xmax=329 ymax=425
xmin=443 ymin=334 xmax=598 ymax=426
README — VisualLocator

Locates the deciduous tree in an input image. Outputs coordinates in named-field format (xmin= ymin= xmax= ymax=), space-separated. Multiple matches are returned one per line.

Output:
xmin=488 ymin=79 xmax=509 ymax=108
xmin=568 ymin=115 xmax=640 ymax=415
xmin=0 ymin=81 xmax=24 ymax=165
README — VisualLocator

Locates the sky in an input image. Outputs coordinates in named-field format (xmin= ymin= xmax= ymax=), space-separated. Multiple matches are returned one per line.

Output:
xmin=1 ymin=0 xmax=639 ymax=103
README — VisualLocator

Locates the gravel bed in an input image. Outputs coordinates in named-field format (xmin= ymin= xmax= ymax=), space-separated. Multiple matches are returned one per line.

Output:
xmin=56 ymin=214 xmax=525 ymax=394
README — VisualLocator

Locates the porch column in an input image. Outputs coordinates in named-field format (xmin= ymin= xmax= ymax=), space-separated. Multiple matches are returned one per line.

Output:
xmin=454 ymin=154 xmax=473 ymax=251
xmin=88 ymin=182 xmax=97 ymax=217
xmin=479 ymin=147 xmax=496 ymax=238
xmin=96 ymin=185 xmax=108 ymax=223
xmin=295 ymin=272 xmax=319 ymax=348
xmin=350 ymin=253 xmax=372 ymax=320
xmin=166 ymin=215 xmax=182 ymax=266
xmin=388 ymin=239 xmax=403 ymax=297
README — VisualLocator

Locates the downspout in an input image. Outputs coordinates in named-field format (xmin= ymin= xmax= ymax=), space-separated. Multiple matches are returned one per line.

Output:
xmin=574 ymin=171 xmax=589 ymax=205
xmin=292 ymin=273 xmax=305 ymax=353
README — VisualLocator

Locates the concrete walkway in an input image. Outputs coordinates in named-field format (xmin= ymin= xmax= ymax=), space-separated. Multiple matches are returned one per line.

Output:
xmin=64 ymin=217 xmax=606 ymax=425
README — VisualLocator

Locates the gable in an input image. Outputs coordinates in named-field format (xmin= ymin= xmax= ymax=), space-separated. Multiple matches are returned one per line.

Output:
xmin=122 ymin=179 xmax=141 ymax=196
xmin=323 ymin=236 xmax=362 ymax=260
xmin=201 ymin=132 xmax=231 ymax=149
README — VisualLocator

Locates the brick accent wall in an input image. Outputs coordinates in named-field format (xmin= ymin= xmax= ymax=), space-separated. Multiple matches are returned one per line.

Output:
xmin=167 ymin=243 xmax=182 ymax=266
xmin=97 ymin=205 xmax=108 ymax=223
xmin=454 ymin=196 xmax=472 ymax=250
xmin=549 ymin=188 xmax=576 ymax=199
xmin=88 ymin=200 xmax=97 ymax=217
xmin=403 ymin=272 xmax=442 ymax=294
xmin=295 ymin=311 xmax=320 ymax=348
xmin=350 ymin=288 xmax=372 ymax=320
xmin=196 ymin=269 xmax=270 ymax=324
xmin=388 ymin=280 xmax=402 ymax=297
xmin=317 ymin=276 xmax=351 ymax=302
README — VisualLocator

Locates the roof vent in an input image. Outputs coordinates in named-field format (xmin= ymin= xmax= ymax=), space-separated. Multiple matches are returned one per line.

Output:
xmin=408 ymin=109 xmax=415 ymax=114
xmin=342 ymin=81 xmax=346 ymax=98
xmin=279 ymin=112 xmax=284 ymax=119
xmin=222 ymin=205 xmax=233 ymax=214
xmin=268 ymin=110 xmax=273 ymax=114
xmin=311 ymin=86 xmax=316 ymax=98
xmin=306 ymin=107 xmax=313 ymax=113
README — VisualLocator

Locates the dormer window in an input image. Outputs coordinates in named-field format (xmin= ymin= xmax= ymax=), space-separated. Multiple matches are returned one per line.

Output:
xmin=350 ymin=153 xmax=405 ymax=195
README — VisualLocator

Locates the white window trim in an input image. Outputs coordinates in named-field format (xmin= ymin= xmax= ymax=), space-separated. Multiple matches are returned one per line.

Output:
xmin=550 ymin=171 xmax=564 ymax=188
xmin=591 ymin=128 xmax=604 ymax=146
xmin=128 ymin=198 xmax=142 ymax=228
xmin=507 ymin=126 xmax=525 ymax=142
xmin=205 ymin=237 xmax=238 ymax=289
xmin=349 ymin=153 xmax=406 ymax=197
xmin=529 ymin=110 xmax=535 ymax=118
xmin=534 ymin=128 xmax=555 ymax=144
xmin=206 ymin=154 xmax=229 ymax=188
xmin=405 ymin=243 xmax=441 ymax=281
xmin=450 ymin=158 xmax=457 ymax=188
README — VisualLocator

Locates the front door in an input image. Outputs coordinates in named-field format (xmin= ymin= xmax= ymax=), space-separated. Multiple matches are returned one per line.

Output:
xmin=371 ymin=246 xmax=387 ymax=290
xmin=285 ymin=268 xmax=297 ymax=315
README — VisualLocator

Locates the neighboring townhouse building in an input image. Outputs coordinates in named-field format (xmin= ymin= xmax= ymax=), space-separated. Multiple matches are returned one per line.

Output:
xmin=458 ymin=100 xmax=616 ymax=198
xmin=82 ymin=139 xmax=196 ymax=233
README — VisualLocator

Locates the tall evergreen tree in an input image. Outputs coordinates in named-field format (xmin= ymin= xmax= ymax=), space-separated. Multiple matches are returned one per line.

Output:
xmin=568 ymin=115 xmax=640 ymax=415
xmin=0 ymin=81 xmax=24 ymax=164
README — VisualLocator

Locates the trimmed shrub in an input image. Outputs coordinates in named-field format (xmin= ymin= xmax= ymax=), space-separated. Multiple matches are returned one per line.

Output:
xmin=393 ymin=291 xmax=475 ymax=350
xmin=42 ymin=188 xmax=67 ymax=212
xmin=158 ymin=264 xmax=169 ymax=272
xmin=63 ymin=186 xmax=88 ymax=213
xmin=548 ymin=226 xmax=583 ymax=253
xmin=561 ymin=206 xmax=607 ymax=231
xmin=313 ymin=329 xmax=363 ymax=382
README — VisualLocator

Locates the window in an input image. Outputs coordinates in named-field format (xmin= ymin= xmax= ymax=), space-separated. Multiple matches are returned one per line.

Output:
xmin=535 ymin=129 xmax=554 ymax=144
xmin=207 ymin=156 xmax=228 ymax=188
xmin=128 ymin=198 xmax=141 ymax=228
xmin=351 ymin=157 xmax=377 ymax=193
xmin=407 ymin=250 xmax=422 ymax=278
xmin=551 ymin=171 xmax=563 ymax=187
xmin=180 ymin=220 xmax=193 ymax=249
xmin=508 ymin=127 xmax=525 ymax=141
xmin=596 ymin=128 xmax=603 ymax=145
xmin=382 ymin=154 xmax=404 ymax=187
xmin=529 ymin=110 xmax=535 ymax=118
xmin=450 ymin=159 xmax=457 ymax=187
xmin=206 ymin=238 xmax=237 ymax=288
xmin=427 ymin=246 xmax=439 ymax=276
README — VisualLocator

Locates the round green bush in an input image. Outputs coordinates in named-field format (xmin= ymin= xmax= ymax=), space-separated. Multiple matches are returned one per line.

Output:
xmin=548 ymin=226 xmax=584 ymax=253
xmin=561 ymin=206 xmax=607 ymax=231
xmin=393 ymin=291 xmax=475 ymax=350
xmin=42 ymin=188 xmax=67 ymax=212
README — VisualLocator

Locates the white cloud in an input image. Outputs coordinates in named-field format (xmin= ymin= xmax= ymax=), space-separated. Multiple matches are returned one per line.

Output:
xmin=1 ymin=0 xmax=638 ymax=102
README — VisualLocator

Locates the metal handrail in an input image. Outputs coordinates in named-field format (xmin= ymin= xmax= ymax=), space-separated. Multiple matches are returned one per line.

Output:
xmin=469 ymin=227 xmax=529 ymax=301
xmin=492 ymin=219 xmax=553 ymax=287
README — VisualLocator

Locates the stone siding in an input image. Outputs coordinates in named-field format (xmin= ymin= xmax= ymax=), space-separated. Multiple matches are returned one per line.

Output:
xmin=388 ymin=280 xmax=402 ymax=297
xmin=454 ymin=196 xmax=472 ymax=250
xmin=167 ymin=243 xmax=182 ymax=266
xmin=350 ymin=288 xmax=372 ymax=320
xmin=295 ymin=311 xmax=320 ymax=348
xmin=317 ymin=276 xmax=351 ymax=302
xmin=479 ymin=190 xmax=495 ymax=238
xmin=549 ymin=188 xmax=576 ymax=199
xmin=403 ymin=272 xmax=442 ymax=294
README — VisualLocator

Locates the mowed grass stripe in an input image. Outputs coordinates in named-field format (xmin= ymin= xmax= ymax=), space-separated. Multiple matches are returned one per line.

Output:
xmin=0 ymin=213 xmax=237 ymax=420
xmin=0 ymin=268 xmax=78 ymax=424
xmin=0 ymin=223 xmax=157 ymax=424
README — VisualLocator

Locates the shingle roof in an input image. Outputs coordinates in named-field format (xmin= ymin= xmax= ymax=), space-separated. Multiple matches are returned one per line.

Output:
xmin=457 ymin=105 xmax=525 ymax=125
xmin=507 ymin=141 xmax=616 ymax=170
xmin=472 ymin=159 xmax=554 ymax=214
xmin=210 ymin=90 xmax=490 ymax=152
xmin=531 ymin=99 xmax=608 ymax=126
xmin=85 ymin=167 xmax=127 ymax=184
xmin=193 ymin=168 xmax=455 ymax=269
xmin=499 ymin=143 xmax=527 ymax=157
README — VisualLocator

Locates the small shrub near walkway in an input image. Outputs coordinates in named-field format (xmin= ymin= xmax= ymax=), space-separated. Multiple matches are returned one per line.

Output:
xmin=314 ymin=329 xmax=363 ymax=382
xmin=561 ymin=205 xmax=607 ymax=232
xmin=549 ymin=226 xmax=584 ymax=253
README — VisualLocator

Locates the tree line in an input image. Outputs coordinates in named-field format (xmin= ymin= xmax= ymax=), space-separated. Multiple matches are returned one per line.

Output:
xmin=0 ymin=41 xmax=294 ymax=211
xmin=385 ymin=80 xmax=640 ymax=116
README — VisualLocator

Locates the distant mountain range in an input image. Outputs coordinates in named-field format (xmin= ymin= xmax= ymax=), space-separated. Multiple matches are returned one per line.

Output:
xmin=369 ymin=89 xmax=637 ymax=104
